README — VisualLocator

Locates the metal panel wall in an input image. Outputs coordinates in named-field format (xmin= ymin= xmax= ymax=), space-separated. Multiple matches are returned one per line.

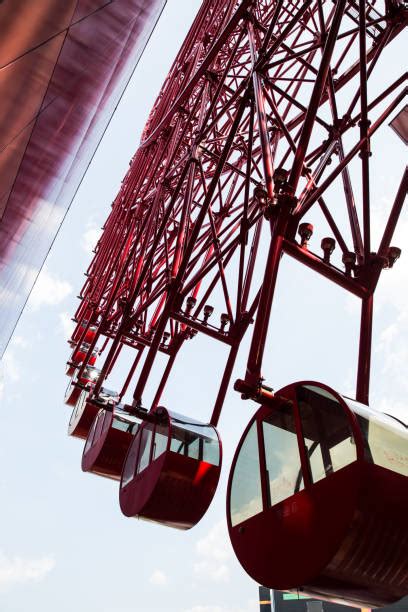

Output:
xmin=0 ymin=0 xmax=166 ymax=357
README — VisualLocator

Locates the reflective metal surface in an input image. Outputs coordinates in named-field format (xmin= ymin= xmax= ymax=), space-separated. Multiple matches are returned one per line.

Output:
xmin=0 ymin=0 xmax=166 ymax=357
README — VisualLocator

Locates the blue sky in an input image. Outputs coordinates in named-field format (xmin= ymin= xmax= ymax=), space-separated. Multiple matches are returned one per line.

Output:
xmin=0 ymin=2 xmax=406 ymax=611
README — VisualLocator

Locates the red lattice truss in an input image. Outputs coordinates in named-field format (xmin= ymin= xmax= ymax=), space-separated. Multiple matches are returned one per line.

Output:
xmin=70 ymin=0 xmax=407 ymax=424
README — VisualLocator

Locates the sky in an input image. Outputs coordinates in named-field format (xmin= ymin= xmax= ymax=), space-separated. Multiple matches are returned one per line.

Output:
xmin=0 ymin=2 xmax=407 ymax=611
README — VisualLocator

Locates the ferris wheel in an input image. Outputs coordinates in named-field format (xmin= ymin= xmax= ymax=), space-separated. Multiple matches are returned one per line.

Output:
xmin=64 ymin=0 xmax=408 ymax=607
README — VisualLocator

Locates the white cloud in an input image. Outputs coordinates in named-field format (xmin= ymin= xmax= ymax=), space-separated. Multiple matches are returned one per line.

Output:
xmin=0 ymin=551 xmax=55 ymax=590
xmin=1 ymin=351 xmax=20 ymax=384
xmin=194 ymin=521 xmax=233 ymax=583
xmin=374 ymin=310 xmax=408 ymax=419
xmin=149 ymin=569 xmax=169 ymax=586
xmin=375 ymin=397 xmax=407 ymax=423
xmin=371 ymin=198 xmax=408 ymax=314
xmin=377 ymin=310 xmax=408 ymax=370
xmin=376 ymin=253 xmax=408 ymax=315
xmin=368 ymin=194 xmax=408 ymax=421
xmin=82 ymin=226 xmax=102 ymax=255
xmin=0 ymin=336 xmax=29 ymax=400
xmin=59 ymin=312 xmax=75 ymax=338
xmin=10 ymin=335 xmax=28 ymax=349
xmin=0 ymin=348 xmax=21 ymax=400
xmin=27 ymin=267 xmax=72 ymax=311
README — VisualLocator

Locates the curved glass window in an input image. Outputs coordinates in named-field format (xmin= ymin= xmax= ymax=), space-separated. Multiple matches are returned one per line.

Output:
xmin=112 ymin=416 xmax=138 ymax=434
xmin=82 ymin=366 xmax=100 ymax=383
xmin=112 ymin=418 xmax=128 ymax=433
xmin=152 ymin=422 xmax=169 ymax=460
xmin=230 ymin=422 xmax=263 ymax=527
xmin=122 ymin=420 xmax=169 ymax=486
xmin=169 ymin=414 xmax=220 ymax=466
xmin=64 ymin=378 xmax=74 ymax=401
xmin=74 ymin=343 xmax=90 ymax=360
xmin=137 ymin=424 xmax=154 ymax=474
xmin=122 ymin=436 xmax=141 ymax=487
xmin=93 ymin=411 xmax=105 ymax=445
xmin=84 ymin=417 xmax=98 ymax=453
xmin=99 ymin=387 xmax=119 ymax=403
xmin=345 ymin=398 xmax=408 ymax=476
xmin=72 ymin=391 xmax=86 ymax=422
xmin=102 ymin=411 xmax=111 ymax=434
xmin=262 ymin=403 xmax=304 ymax=506
xmin=111 ymin=406 xmax=140 ymax=434
xmin=297 ymin=385 xmax=356 ymax=483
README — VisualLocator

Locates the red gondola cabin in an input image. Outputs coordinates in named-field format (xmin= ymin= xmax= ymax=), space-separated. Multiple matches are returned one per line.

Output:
xmin=119 ymin=407 xmax=222 ymax=530
xmin=82 ymin=404 xmax=140 ymax=480
xmin=72 ymin=321 xmax=97 ymax=344
xmin=227 ymin=381 xmax=408 ymax=608
xmin=68 ymin=387 xmax=118 ymax=439
xmin=66 ymin=342 xmax=97 ymax=376
xmin=64 ymin=366 xmax=100 ymax=406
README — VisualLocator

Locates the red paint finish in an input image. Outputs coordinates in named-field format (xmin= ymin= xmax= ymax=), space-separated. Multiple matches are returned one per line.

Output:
xmin=66 ymin=0 xmax=406 ymax=438
xmin=227 ymin=381 xmax=408 ymax=608
xmin=72 ymin=322 xmax=98 ymax=345
xmin=68 ymin=386 xmax=118 ymax=438
xmin=78 ymin=365 xmax=100 ymax=386
xmin=62 ymin=3 xmax=406 ymax=590
xmin=120 ymin=408 xmax=222 ymax=530
xmin=64 ymin=379 xmax=83 ymax=407
xmin=66 ymin=345 xmax=98 ymax=376
xmin=65 ymin=364 xmax=76 ymax=378
xmin=65 ymin=366 xmax=99 ymax=406
xmin=71 ymin=343 xmax=97 ymax=367
xmin=68 ymin=394 xmax=99 ymax=439
xmin=82 ymin=404 xmax=140 ymax=480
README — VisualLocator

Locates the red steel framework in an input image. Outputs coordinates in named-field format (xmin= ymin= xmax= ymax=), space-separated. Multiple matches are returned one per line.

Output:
xmin=68 ymin=0 xmax=407 ymax=449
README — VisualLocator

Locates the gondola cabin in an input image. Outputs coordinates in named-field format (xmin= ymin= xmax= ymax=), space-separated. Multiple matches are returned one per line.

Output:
xmin=65 ymin=377 xmax=83 ymax=407
xmin=119 ymin=407 xmax=222 ymax=530
xmin=82 ymin=404 xmax=140 ymax=480
xmin=227 ymin=381 xmax=408 ymax=608
xmin=68 ymin=387 xmax=119 ymax=439
xmin=64 ymin=366 xmax=100 ymax=406
xmin=66 ymin=342 xmax=97 ymax=376
xmin=80 ymin=365 xmax=100 ymax=386
xmin=72 ymin=321 xmax=97 ymax=344
xmin=66 ymin=363 xmax=76 ymax=377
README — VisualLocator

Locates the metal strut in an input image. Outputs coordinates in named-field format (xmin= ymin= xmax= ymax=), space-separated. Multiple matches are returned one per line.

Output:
xmin=67 ymin=0 xmax=407 ymax=424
